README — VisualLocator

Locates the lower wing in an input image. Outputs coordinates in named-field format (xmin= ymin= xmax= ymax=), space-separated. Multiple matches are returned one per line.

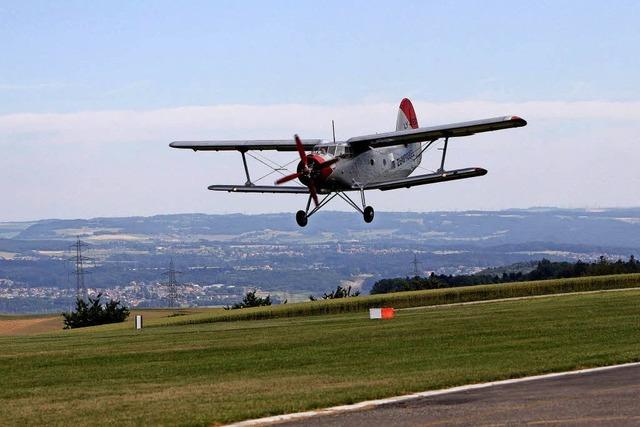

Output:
xmin=363 ymin=167 xmax=487 ymax=191
xmin=207 ymin=185 xmax=330 ymax=194
xmin=208 ymin=168 xmax=486 ymax=194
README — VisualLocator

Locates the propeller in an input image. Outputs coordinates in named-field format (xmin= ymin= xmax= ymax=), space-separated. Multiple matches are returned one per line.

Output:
xmin=275 ymin=135 xmax=339 ymax=206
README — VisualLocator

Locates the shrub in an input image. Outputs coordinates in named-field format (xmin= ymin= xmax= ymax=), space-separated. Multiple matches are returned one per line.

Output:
xmin=227 ymin=290 xmax=272 ymax=310
xmin=309 ymin=285 xmax=360 ymax=301
xmin=62 ymin=293 xmax=130 ymax=329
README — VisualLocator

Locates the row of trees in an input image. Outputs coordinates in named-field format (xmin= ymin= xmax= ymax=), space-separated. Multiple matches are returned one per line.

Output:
xmin=371 ymin=256 xmax=640 ymax=294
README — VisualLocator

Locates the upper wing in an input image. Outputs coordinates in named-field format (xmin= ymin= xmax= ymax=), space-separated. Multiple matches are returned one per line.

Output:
xmin=347 ymin=116 xmax=526 ymax=149
xmin=170 ymin=139 xmax=322 ymax=152
xmin=363 ymin=167 xmax=487 ymax=191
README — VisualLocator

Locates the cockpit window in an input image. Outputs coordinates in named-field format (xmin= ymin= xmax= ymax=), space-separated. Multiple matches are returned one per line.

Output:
xmin=315 ymin=144 xmax=351 ymax=157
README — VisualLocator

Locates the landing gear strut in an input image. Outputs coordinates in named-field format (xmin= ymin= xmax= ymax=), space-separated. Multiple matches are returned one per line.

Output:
xmin=294 ymin=188 xmax=374 ymax=227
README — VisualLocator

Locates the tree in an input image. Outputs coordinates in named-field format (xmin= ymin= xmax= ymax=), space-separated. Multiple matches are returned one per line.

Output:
xmin=62 ymin=293 xmax=130 ymax=329
xmin=574 ymin=259 xmax=588 ymax=276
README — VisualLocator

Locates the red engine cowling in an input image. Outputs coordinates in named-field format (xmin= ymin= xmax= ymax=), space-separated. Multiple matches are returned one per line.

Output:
xmin=297 ymin=154 xmax=334 ymax=187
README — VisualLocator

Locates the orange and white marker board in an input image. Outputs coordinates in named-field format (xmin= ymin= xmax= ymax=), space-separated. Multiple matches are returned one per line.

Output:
xmin=369 ymin=307 xmax=395 ymax=319
xmin=381 ymin=308 xmax=395 ymax=319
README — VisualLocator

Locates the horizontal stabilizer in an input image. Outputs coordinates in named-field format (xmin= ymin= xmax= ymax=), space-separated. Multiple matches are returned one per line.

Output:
xmin=364 ymin=167 xmax=487 ymax=191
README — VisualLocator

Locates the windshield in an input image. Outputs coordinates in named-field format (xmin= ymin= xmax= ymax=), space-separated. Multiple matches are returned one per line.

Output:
xmin=314 ymin=144 xmax=351 ymax=157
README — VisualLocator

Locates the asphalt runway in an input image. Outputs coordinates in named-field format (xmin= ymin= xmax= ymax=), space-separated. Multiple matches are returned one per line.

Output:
xmin=273 ymin=364 xmax=640 ymax=427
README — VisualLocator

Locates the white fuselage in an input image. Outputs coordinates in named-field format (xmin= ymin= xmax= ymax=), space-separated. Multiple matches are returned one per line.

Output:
xmin=316 ymin=142 xmax=422 ymax=190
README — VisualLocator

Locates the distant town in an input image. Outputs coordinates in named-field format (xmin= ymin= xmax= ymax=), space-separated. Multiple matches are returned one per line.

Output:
xmin=1 ymin=208 xmax=639 ymax=313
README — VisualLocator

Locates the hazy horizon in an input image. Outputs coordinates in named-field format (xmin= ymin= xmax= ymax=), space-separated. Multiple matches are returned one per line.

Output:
xmin=3 ymin=205 xmax=640 ymax=224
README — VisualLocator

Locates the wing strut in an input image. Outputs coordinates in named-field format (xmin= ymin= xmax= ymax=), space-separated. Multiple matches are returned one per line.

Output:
xmin=438 ymin=137 xmax=449 ymax=173
xmin=240 ymin=151 xmax=253 ymax=186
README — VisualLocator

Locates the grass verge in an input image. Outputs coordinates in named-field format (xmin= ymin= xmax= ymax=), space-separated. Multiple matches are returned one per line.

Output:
xmin=0 ymin=289 xmax=639 ymax=426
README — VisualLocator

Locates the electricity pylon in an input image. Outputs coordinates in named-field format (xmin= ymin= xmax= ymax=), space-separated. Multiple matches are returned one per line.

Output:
xmin=410 ymin=253 xmax=423 ymax=277
xmin=70 ymin=237 xmax=90 ymax=301
xmin=162 ymin=259 xmax=181 ymax=308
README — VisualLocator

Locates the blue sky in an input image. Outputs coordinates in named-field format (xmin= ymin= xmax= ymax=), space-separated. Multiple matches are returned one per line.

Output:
xmin=1 ymin=1 xmax=639 ymax=220
xmin=2 ymin=0 xmax=639 ymax=113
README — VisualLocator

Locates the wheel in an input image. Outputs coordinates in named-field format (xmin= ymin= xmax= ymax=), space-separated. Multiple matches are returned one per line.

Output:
xmin=295 ymin=210 xmax=308 ymax=227
xmin=363 ymin=206 xmax=375 ymax=223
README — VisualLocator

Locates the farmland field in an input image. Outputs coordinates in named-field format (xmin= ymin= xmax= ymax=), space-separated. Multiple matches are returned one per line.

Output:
xmin=0 ymin=314 xmax=63 ymax=336
xmin=0 ymin=308 xmax=222 ymax=336
xmin=1 ymin=288 xmax=640 ymax=426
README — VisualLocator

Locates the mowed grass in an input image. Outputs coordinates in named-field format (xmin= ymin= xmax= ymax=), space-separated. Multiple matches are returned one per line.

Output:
xmin=1 ymin=290 xmax=640 ymax=426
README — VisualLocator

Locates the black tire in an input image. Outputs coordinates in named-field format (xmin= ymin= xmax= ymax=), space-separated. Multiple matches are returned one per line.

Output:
xmin=296 ymin=210 xmax=308 ymax=227
xmin=363 ymin=206 xmax=375 ymax=223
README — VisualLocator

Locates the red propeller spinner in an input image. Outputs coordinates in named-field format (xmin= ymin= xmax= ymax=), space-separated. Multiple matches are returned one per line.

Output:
xmin=275 ymin=135 xmax=339 ymax=206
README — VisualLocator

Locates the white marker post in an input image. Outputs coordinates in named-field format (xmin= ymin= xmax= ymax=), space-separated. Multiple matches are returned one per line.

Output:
xmin=135 ymin=315 xmax=143 ymax=330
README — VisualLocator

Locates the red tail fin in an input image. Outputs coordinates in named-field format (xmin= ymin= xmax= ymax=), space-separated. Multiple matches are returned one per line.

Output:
xmin=396 ymin=98 xmax=419 ymax=131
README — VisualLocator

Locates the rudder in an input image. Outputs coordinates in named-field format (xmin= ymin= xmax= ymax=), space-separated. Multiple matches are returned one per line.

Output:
xmin=396 ymin=98 xmax=419 ymax=131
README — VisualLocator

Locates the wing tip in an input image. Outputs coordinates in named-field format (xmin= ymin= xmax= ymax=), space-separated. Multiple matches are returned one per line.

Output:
xmin=170 ymin=141 xmax=200 ymax=151
xmin=509 ymin=116 xmax=528 ymax=126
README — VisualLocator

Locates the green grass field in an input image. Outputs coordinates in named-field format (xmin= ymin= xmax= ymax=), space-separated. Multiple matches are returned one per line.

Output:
xmin=1 ymin=289 xmax=640 ymax=426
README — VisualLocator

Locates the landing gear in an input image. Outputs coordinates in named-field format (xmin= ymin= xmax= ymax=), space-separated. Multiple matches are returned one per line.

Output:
xmin=363 ymin=206 xmax=375 ymax=223
xmin=294 ymin=188 xmax=375 ymax=227
xmin=296 ymin=210 xmax=308 ymax=227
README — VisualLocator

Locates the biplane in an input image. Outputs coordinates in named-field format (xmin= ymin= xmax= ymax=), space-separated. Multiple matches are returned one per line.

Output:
xmin=170 ymin=98 xmax=527 ymax=227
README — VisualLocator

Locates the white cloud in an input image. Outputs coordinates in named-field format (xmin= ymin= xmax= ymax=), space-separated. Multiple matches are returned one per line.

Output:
xmin=2 ymin=100 xmax=640 ymax=145
xmin=0 ymin=100 xmax=639 ymax=221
